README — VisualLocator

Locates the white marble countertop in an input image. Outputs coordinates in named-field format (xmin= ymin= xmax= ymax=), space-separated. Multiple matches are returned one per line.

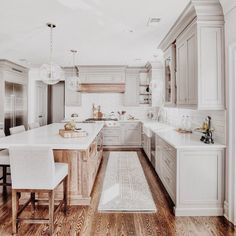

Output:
xmin=141 ymin=120 xmax=226 ymax=149
xmin=155 ymin=129 xmax=226 ymax=149
xmin=0 ymin=123 xmax=104 ymax=150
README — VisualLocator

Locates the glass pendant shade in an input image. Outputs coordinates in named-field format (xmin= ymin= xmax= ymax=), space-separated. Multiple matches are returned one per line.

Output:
xmin=66 ymin=75 xmax=81 ymax=91
xmin=66 ymin=50 xmax=81 ymax=91
xmin=40 ymin=23 xmax=62 ymax=85
xmin=40 ymin=63 xmax=62 ymax=85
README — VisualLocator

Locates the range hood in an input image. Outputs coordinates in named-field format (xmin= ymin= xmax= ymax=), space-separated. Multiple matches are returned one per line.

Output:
xmin=64 ymin=66 xmax=126 ymax=93
xmin=78 ymin=83 xmax=125 ymax=93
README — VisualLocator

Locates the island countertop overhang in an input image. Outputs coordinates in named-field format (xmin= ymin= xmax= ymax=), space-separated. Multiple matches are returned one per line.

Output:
xmin=0 ymin=123 xmax=104 ymax=150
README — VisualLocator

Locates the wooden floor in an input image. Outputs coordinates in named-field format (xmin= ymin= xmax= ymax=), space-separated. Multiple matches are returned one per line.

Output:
xmin=0 ymin=150 xmax=235 ymax=236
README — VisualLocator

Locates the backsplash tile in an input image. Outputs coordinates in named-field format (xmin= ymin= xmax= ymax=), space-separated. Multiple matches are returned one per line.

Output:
xmin=65 ymin=93 xmax=152 ymax=121
xmin=163 ymin=107 xmax=226 ymax=144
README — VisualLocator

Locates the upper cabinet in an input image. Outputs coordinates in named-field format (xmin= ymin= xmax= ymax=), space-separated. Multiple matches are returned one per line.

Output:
xmin=164 ymin=45 xmax=176 ymax=106
xmin=124 ymin=68 xmax=140 ymax=106
xmin=176 ymin=22 xmax=197 ymax=106
xmin=159 ymin=0 xmax=225 ymax=110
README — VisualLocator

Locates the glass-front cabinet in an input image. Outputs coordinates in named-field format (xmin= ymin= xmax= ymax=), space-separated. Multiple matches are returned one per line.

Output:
xmin=164 ymin=44 xmax=176 ymax=106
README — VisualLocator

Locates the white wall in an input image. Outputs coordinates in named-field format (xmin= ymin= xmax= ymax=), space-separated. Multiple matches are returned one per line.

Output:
xmin=28 ymin=68 xmax=39 ymax=123
xmin=219 ymin=0 xmax=236 ymax=225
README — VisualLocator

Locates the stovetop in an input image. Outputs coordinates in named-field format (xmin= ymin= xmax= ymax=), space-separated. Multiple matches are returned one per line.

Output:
xmin=85 ymin=118 xmax=118 ymax=121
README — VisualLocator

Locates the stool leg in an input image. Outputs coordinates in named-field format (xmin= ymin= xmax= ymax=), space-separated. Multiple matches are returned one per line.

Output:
xmin=48 ymin=190 xmax=55 ymax=235
xmin=3 ymin=166 xmax=7 ymax=195
xmin=31 ymin=192 xmax=36 ymax=211
xmin=12 ymin=190 xmax=18 ymax=234
xmin=63 ymin=176 xmax=68 ymax=215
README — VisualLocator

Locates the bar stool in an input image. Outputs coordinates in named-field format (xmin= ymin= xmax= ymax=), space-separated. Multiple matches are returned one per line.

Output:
xmin=9 ymin=125 xmax=26 ymax=135
xmin=28 ymin=122 xmax=40 ymax=130
xmin=9 ymin=146 xmax=68 ymax=235
xmin=0 ymin=130 xmax=11 ymax=196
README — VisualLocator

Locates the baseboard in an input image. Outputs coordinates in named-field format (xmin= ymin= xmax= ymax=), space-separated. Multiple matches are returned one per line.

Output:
xmin=224 ymin=201 xmax=229 ymax=220
xmin=103 ymin=146 xmax=142 ymax=151
xmin=174 ymin=207 xmax=224 ymax=216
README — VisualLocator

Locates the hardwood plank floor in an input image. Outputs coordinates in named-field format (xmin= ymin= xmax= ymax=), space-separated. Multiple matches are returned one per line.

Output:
xmin=0 ymin=150 xmax=235 ymax=236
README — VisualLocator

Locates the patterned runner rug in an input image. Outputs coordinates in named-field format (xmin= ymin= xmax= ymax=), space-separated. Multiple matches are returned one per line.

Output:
xmin=98 ymin=152 xmax=156 ymax=212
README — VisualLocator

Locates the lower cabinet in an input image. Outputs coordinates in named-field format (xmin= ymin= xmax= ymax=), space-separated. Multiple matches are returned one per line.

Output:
xmin=103 ymin=126 xmax=121 ymax=146
xmin=103 ymin=122 xmax=142 ymax=147
xmin=155 ymin=134 xmax=224 ymax=216
xmin=142 ymin=133 xmax=151 ymax=161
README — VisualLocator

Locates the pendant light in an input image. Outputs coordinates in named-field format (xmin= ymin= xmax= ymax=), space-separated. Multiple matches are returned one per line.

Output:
xmin=39 ymin=23 xmax=62 ymax=85
xmin=66 ymin=49 xmax=81 ymax=91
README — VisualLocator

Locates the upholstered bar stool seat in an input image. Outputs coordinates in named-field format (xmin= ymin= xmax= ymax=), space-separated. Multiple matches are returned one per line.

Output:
xmin=9 ymin=125 xmax=26 ymax=135
xmin=0 ymin=149 xmax=10 ymax=165
xmin=0 ymin=130 xmax=11 ymax=196
xmin=28 ymin=122 xmax=40 ymax=130
xmin=9 ymin=146 xmax=68 ymax=235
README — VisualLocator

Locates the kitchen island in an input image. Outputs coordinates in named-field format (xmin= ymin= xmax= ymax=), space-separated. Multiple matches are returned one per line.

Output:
xmin=0 ymin=123 xmax=104 ymax=205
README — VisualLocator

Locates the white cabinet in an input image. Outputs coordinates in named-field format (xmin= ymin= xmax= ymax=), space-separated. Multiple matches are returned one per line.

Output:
xmin=155 ymin=134 xmax=225 ymax=216
xmin=159 ymin=1 xmax=225 ymax=110
xmin=176 ymin=23 xmax=197 ymax=106
xmin=103 ymin=122 xmax=142 ymax=147
xmin=142 ymin=133 xmax=151 ymax=161
xmin=175 ymin=21 xmax=224 ymax=110
xmin=164 ymin=45 xmax=176 ymax=106
xmin=121 ymin=122 xmax=142 ymax=146
xmin=124 ymin=69 xmax=140 ymax=106
xmin=103 ymin=126 xmax=121 ymax=146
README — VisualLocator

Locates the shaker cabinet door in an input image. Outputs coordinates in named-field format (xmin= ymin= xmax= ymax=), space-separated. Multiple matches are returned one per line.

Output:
xmin=176 ymin=41 xmax=188 ymax=105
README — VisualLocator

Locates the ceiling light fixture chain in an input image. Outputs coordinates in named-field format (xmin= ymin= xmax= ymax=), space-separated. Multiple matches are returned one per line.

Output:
xmin=50 ymin=24 xmax=53 ymax=64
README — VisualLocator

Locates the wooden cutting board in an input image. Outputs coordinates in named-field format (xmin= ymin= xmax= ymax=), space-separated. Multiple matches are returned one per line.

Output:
xmin=59 ymin=129 xmax=88 ymax=138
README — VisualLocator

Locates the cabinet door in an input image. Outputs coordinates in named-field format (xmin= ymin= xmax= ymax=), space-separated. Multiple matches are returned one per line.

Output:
xmin=124 ymin=73 xmax=139 ymax=106
xmin=65 ymin=86 xmax=81 ymax=106
xmin=186 ymin=31 xmax=197 ymax=105
xmin=103 ymin=127 xmax=121 ymax=146
xmin=176 ymin=41 xmax=188 ymax=105
xmin=198 ymin=26 xmax=224 ymax=110
xmin=155 ymin=136 xmax=162 ymax=176
xmin=121 ymin=123 xmax=141 ymax=146
xmin=164 ymin=45 xmax=176 ymax=106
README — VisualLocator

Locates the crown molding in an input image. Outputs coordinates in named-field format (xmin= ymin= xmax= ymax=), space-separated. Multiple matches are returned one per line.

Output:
xmin=158 ymin=0 xmax=224 ymax=52
xmin=219 ymin=0 xmax=236 ymax=15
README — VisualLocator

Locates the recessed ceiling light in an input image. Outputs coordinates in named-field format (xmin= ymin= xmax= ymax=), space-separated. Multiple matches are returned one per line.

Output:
xmin=134 ymin=58 xmax=141 ymax=61
xmin=147 ymin=17 xmax=161 ymax=26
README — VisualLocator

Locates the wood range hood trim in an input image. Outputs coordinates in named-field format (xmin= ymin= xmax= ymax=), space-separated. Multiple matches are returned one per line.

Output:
xmin=78 ymin=83 xmax=126 ymax=93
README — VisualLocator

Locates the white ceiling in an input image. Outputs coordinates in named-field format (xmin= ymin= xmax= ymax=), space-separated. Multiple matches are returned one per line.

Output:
xmin=0 ymin=0 xmax=189 ymax=67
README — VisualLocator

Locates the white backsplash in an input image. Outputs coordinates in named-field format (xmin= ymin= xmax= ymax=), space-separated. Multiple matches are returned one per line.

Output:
xmin=162 ymin=107 xmax=226 ymax=144
xmin=65 ymin=93 xmax=153 ymax=121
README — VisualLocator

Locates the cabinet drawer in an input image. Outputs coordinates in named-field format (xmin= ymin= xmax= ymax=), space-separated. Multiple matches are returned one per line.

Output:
xmin=103 ymin=127 xmax=121 ymax=136
xmin=157 ymin=136 xmax=176 ymax=157
xmin=121 ymin=122 xmax=141 ymax=129
xmin=161 ymin=164 xmax=176 ymax=202
xmin=103 ymin=136 xmax=121 ymax=145
xmin=162 ymin=151 xmax=176 ymax=174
